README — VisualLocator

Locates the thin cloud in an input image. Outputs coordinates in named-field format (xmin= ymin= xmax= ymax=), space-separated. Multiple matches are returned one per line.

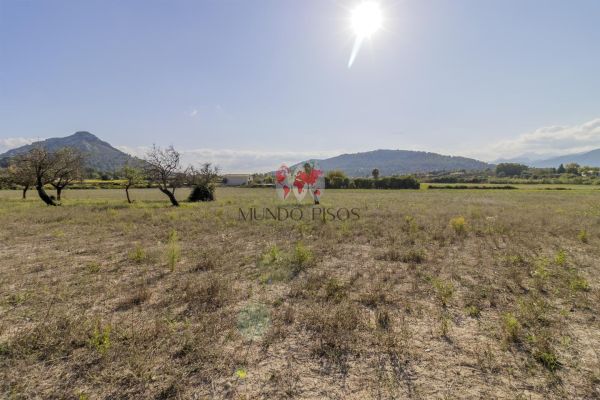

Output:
xmin=0 ymin=137 xmax=38 ymax=153
xmin=117 ymin=146 xmax=342 ymax=174
xmin=466 ymin=118 xmax=600 ymax=161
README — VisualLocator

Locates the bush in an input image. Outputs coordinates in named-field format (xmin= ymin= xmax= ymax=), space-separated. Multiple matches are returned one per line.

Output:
xmin=188 ymin=183 xmax=215 ymax=202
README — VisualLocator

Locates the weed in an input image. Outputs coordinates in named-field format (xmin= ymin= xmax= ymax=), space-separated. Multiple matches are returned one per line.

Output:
xmin=554 ymin=249 xmax=567 ymax=267
xmin=90 ymin=322 xmax=111 ymax=355
xmin=465 ymin=305 xmax=481 ymax=318
xmin=324 ymin=278 xmax=347 ymax=302
xmin=432 ymin=278 xmax=454 ymax=307
xmin=569 ymin=275 xmax=590 ymax=292
xmin=130 ymin=244 xmax=146 ymax=264
xmin=289 ymin=242 xmax=313 ymax=276
xmin=502 ymin=313 xmax=521 ymax=342
xmin=578 ymin=229 xmax=588 ymax=243
xmin=376 ymin=308 xmax=390 ymax=330
xmin=450 ymin=216 xmax=467 ymax=235
xmin=87 ymin=262 xmax=101 ymax=273
xmin=166 ymin=229 xmax=180 ymax=271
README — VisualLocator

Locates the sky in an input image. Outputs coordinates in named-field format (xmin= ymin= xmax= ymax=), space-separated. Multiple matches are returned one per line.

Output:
xmin=1 ymin=0 xmax=600 ymax=172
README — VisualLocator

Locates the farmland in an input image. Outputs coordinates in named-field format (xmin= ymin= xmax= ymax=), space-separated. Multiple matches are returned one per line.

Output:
xmin=1 ymin=187 xmax=599 ymax=399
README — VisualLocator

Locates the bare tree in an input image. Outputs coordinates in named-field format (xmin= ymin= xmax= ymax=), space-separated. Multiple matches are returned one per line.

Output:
xmin=144 ymin=145 xmax=183 ymax=206
xmin=120 ymin=163 xmax=144 ymax=203
xmin=188 ymin=163 xmax=220 ymax=186
xmin=50 ymin=148 xmax=84 ymax=201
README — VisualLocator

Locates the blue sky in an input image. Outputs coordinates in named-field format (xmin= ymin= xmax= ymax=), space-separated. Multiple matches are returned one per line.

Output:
xmin=1 ymin=0 xmax=600 ymax=172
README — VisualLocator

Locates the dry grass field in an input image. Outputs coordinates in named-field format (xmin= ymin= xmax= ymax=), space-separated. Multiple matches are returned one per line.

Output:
xmin=1 ymin=187 xmax=599 ymax=399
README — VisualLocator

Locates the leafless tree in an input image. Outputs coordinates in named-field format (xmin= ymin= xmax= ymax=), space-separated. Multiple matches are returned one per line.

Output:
xmin=144 ymin=145 xmax=184 ymax=206
xmin=120 ymin=163 xmax=145 ymax=203
xmin=188 ymin=162 xmax=220 ymax=186
xmin=49 ymin=148 xmax=84 ymax=201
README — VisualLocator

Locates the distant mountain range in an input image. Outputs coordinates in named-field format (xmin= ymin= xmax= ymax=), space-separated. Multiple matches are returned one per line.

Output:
xmin=0 ymin=131 xmax=138 ymax=171
xmin=3 ymin=132 xmax=600 ymax=175
xmin=291 ymin=149 xmax=494 ymax=177
xmin=495 ymin=148 xmax=600 ymax=168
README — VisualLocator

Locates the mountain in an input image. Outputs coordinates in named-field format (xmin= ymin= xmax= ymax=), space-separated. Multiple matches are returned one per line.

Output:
xmin=529 ymin=149 xmax=600 ymax=168
xmin=0 ymin=131 xmax=138 ymax=171
xmin=290 ymin=149 xmax=493 ymax=177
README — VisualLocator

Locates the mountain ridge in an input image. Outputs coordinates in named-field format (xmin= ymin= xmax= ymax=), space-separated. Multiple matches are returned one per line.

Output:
xmin=289 ymin=149 xmax=494 ymax=177
xmin=0 ymin=131 xmax=138 ymax=172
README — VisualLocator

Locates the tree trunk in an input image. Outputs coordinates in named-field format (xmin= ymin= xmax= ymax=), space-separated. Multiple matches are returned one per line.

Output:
xmin=159 ymin=188 xmax=179 ymax=206
xmin=56 ymin=187 xmax=62 ymax=201
xmin=37 ymin=184 xmax=58 ymax=206
xmin=126 ymin=187 xmax=132 ymax=204
xmin=22 ymin=186 xmax=29 ymax=200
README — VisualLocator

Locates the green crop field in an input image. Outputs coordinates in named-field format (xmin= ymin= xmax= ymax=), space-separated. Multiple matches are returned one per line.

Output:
xmin=1 ymin=187 xmax=599 ymax=399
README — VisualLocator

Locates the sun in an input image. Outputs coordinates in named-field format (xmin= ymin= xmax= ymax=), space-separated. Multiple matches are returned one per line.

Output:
xmin=351 ymin=1 xmax=383 ymax=39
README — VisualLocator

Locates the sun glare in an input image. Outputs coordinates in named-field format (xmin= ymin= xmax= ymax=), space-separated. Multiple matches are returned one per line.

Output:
xmin=351 ymin=1 xmax=383 ymax=38
xmin=348 ymin=1 xmax=383 ymax=68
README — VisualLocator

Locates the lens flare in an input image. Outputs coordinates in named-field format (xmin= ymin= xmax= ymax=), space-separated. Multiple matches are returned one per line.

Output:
xmin=348 ymin=1 xmax=383 ymax=68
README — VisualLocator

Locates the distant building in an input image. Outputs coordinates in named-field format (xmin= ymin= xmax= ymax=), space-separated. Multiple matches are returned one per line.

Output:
xmin=222 ymin=174 xmax=252 ymax=186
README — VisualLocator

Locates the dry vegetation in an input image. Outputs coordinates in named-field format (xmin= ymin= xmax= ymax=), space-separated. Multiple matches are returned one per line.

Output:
xmin=1 ymin=187 xmax=599 ymax=399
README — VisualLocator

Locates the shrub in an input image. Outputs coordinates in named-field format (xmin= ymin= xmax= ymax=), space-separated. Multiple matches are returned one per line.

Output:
xmin=554 ymin=249 xmax=567 ymax=267
xmin=450 ymin=216 xmax=467 ymax=235
xmin=502 ymin=313 xmax=521 ymax=342
xmin=188 ymin=183 xmax=215 ymax=202
xmin=432 ymin=278 xmax=454 ymax=307
xmin=89 ymin=322 xmax=111 ymax=355
xmin=290 ymin=243 xmax=313 ymax=276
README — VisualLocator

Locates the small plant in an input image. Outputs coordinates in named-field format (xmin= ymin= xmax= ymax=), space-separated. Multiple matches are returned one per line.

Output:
xmin=130 ymin=245 xmax=146 ymax=264
xmin=376 ymin=308 xmax=391 ymax=330
xmin=554 ymin=249 xmax=567 ymax=267
xmin=432 ymin=278 xmax=454 ymax=307
xmin=401 ymin=248 xmax=426 ymax=264
xmin=166 ymin=229 xmax=180 ymax=271
xmin=324 ymin=278 xmax=347 ymax=303
xmin=87 ymin=262 xmax=101 ymax=273
xmin=450 ymin=216 xmax=467 ymax=236
xmin=439 ymin=311 xmax=451 ymax=337
xmin=90 ymin=322 xmax=112 ymax=355
xmin=532 ymin=257 xmax=550 ymax=289
xmin=465 ymin=305 xmax=481 ymax=318
xmin=502 ymin=312 xmax=521 ymax=342
xmin=569 ymin=275 xmax=590 ymax=292
xmin=535 ymin=350 xmax=560 ymax=371
xmin=578 ymin=229 xmax=588 ymax=243
xmin=290 ymin=242 xmax=312 ymax=276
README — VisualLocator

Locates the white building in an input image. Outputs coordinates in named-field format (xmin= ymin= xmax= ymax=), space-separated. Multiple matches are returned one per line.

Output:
xmin=222 ymin=174 xmax=252 ymax=186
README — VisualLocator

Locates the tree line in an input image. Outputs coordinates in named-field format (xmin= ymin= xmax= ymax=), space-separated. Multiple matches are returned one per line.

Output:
xmin=0 ymin=145 xmax=219 ymax=206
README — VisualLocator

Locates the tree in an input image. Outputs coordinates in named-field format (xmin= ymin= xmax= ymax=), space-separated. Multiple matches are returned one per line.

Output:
xmin=49 ymin=148 xmax=84 ymax=201
xmin=17 ymin=146 xmax=61 ymax=205
xmin=372 ymin=168 xmax=380 ymax=179
xmin=565 ymin=163 xmax=580 ymax=175
xmin=187 ymin=163 xmax=219 ymax=202
xmin=325 ymin=170 xmax=349 ymax=189
xmin=495 ymin=163 xmax=528 ymax=177
xmin=120 ymin=163 xmax=144 ymax=203
xmin=144 ymin=145 xmax=183 ymax=206
xmin=557 ymin=164 xmax=566 ymax=174
xmin=4 ymin=158 xmax=36 ymax=199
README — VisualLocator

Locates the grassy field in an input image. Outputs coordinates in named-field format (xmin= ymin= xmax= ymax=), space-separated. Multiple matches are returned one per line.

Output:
xmin=1 ymin=187 xmax=599 ymax=399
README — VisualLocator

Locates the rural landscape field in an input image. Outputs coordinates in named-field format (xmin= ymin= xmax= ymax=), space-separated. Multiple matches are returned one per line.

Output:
xmin=1 ymin=187 xmax=599 ymax=399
